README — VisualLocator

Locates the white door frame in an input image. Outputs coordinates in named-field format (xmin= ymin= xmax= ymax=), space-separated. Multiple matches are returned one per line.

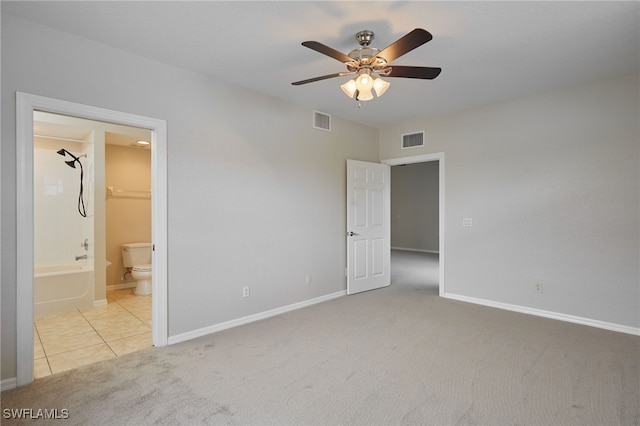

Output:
xmin=382 ymin=153 xmax=445 ymax=296
xmin=16 ymin=92 xmax=168 ymax=386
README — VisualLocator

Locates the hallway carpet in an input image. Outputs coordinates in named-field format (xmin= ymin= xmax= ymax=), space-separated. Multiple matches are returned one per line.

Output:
xmin=2 ymin=251 xmax=638 ymax=425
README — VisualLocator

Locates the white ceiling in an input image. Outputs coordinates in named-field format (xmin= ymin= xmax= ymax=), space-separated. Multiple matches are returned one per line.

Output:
xmin=4 ymin=1 xmax=639 ymax=129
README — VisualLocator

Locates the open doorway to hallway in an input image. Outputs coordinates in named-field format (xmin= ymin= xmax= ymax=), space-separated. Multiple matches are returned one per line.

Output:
xmin=390 ymin=250 xmax=439 ymax=294
xmin=390 ymin=161 xmax=439 ymax=291
xmin=384 ymin=153 xmax=444 ymax=295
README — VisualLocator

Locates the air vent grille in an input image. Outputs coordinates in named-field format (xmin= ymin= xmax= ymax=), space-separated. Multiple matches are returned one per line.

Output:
xmin=401 ymin=131 xmax=424 ymax=149
xmin=313 ymin=110 xmax=331 ymax=131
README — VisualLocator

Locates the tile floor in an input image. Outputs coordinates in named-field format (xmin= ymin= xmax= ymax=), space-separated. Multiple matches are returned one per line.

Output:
xmin=33 ymin=288 xmax=152 ymax=379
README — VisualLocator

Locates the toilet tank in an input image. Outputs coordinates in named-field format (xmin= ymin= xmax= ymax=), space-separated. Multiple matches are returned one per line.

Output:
xmin=121 ymin=243 xmax=152 ymax=267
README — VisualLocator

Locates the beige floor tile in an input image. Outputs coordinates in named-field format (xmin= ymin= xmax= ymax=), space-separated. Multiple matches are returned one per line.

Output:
xmin=35 ymin=309 xmax=85 ymax=325
xmin=34 ymin=338 xmax=46 ymax=360
xmin=33 ymin=289 xmax=153 ymax=381
xmin=107 ymin=332 xmax=152 ymax=356
xmin=118 ymin=296 xmax=151 ymax=310
xmin=136 ymin=314 xmax=153 ymax=326
xmin=97 ymin=322 xmax=151 ymax=342
xmin=36 ymin=319 xmax=94 ymax=342
xmin=79 ymin=303 xmax=127 ymax=321
xmin=41 ymin=330 xmax=104 ymax=356
xmin=47 ymin=344 xmax=116 ymax=374
xmin=88 ymin=314 xmax=145 ymax=331
xmin=127 ymin=308 xmax=151 ymax=321
xmin=34 ymin=358 xmax=52 ymax=379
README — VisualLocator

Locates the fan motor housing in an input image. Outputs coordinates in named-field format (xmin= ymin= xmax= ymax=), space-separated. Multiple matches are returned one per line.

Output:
xmin=355 ymin=30 xmax=375 ymax=46
xmin=346 ymin=47 xmax=388 ymax=72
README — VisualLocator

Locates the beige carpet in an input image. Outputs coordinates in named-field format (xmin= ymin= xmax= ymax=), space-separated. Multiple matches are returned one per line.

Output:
xmin=2 ymin=251 xmax=639 ymax=425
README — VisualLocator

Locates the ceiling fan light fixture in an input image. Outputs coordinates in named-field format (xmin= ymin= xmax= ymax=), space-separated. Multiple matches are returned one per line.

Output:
xmin=355 ymin=87 xmax=374 ymax=101
xmin=341 ymin=79 xmax=358 ymax=98
xmin=293 ymin=28 xmax=440 ymax=104
xmin=372 ymin=77 xmax=390 ymax=97
xmin=355 ymin=71 xmax=374 ymax=92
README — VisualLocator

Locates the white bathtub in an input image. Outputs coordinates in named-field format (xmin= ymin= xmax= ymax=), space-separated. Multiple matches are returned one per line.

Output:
xmin=34 ymin=262 xmax=94 ymax=317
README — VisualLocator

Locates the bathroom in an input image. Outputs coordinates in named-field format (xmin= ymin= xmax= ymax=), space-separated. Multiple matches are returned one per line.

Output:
xmin=33 ymin=111 xmax=153 ymax=377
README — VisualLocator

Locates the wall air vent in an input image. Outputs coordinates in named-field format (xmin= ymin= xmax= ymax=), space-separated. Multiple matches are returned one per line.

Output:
xmin=401 ymin=131 xmax=425 ymax=149
xmin=313 ymin=110 xmax=331 ymax=131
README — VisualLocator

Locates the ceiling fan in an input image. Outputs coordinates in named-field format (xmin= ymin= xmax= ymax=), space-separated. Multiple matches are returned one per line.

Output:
xmin=292 ymin=28 xmax=441 ymax=101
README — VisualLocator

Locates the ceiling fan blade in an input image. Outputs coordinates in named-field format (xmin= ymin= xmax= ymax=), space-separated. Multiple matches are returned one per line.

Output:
xmin=375 ymin=28 xmax=433 ymax=64
xmin=301 ymin=41 xmax=353 ymax=63
xmin=386 ymin=66 xmax=442 ymax=79
xmin=292 ymin=72 xmax=352 ymax=86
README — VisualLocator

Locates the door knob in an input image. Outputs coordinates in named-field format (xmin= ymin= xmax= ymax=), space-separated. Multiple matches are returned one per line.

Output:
xmin=348 ymin=231 xmax=359 ymax=236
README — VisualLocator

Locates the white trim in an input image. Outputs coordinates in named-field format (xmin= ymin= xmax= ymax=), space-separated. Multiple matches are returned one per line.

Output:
xmin=382 ymin=153 xmax=445 ymax=297
xmin=16 ymin=94 xmax=34 ymax=387
xmin=168 ymin=290 xmax=347 ymax=345
xmin=1 ymin=378 xmax=18 ymax=392
xmin=92 ymin=299 xmax=108 ymax=308
xmin=106 ymin=283 xmax=136 ymax=291
xmin=16 ymin=92 xmax=168 ymax=386
xmin=444 ymin=292 xmax=640 ymax=336
xmin=391 ymin=247 xmax=439 ymax=254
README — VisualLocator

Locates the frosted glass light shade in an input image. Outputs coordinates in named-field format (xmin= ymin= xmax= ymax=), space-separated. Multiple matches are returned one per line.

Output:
xmin=341 ymin=79 xmax=357 ymax=98
xmin=341 ymin=73 xmax=390 ymax=101
xmin=372 ymin=77 xmax=390 ymax=97
xmin=356 ymin=88 xmax=374 ymax=101
xmin=355 ymin=73 xmax=374 ymax=91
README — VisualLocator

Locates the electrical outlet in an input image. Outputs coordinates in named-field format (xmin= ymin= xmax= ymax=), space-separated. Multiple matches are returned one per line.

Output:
xmin=306 ymin=275 xmax=312 ymax=285
xmin=463 ymin=218 xmax=473 ymax=227
xmin=242 ymin=286 xmax=250 ymax=298
xmin=534 ymin=283 xmax=543 ymax=293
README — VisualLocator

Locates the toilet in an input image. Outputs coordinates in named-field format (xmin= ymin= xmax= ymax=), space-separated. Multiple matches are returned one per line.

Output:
xmin=121 ymin=243 xmax=152 ymax=295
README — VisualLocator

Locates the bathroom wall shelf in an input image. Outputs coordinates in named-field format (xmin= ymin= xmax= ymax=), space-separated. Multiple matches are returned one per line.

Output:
xmin=107 ymin=186 xmax=151 ymax=199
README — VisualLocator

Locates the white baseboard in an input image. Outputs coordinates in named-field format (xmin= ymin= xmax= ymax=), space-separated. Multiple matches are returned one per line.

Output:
xmin=92 ymin=299 xmax=108 ymax=307
xmin=1 ymin=377 xmax=17 ymax=391
xmin=106 ymin=283 xmax=135 ymax=291
xmin=443 ymin=292 xmax=640 ymax=336
xmin=391 ymin=247 xmax=439 ymax=254
xmin=168 ymin=290 xmax=347 ymax=345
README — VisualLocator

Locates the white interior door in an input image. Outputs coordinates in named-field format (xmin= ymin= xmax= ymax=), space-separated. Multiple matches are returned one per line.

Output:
xmin=346 ymin=159 xmax=390 ymax=295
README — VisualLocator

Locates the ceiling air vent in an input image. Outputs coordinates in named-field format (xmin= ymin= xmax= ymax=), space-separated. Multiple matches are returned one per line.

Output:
xmin=313 ymin=110 xmax=331 ymax=131
xmin=401 ymin=131 xmax=424 ymax=149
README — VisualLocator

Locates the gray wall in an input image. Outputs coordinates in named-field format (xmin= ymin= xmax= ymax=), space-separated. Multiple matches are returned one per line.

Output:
xmin=391 ymin=162 xmax=439 ymax=252
xmin=2 ymin=12 xmax=639 ymax=383
xmin=381 ymin=72 xmax=640 ymax=329
xmin=1 ymin=14 xmax=379 ymax=380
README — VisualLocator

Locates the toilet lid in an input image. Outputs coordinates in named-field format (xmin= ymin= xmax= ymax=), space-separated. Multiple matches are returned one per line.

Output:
xmin=133 ymin=264 xmax=152 ymax=272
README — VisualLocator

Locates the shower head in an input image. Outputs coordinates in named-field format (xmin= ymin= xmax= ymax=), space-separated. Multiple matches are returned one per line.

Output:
xmin=56 ymin=148 xmax=85 ymax=168
xmin=58 ymin=148 xmax=77 ymax=159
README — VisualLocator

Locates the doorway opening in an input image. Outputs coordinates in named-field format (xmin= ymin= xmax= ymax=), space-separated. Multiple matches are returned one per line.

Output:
xmin=16 ymin=92 xmax=167 ymax=386
xmin=32 ymin=111 xmax=154 ymax=378
xmin=383 ymin=153 xmax=445 ymax=296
